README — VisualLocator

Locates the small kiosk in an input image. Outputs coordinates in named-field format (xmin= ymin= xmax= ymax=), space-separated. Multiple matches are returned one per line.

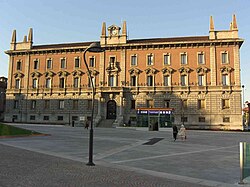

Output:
xmin=136 ymin=108 xmax=174 ymax=131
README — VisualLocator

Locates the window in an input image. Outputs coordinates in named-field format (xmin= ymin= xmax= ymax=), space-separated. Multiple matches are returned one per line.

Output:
xmin=222 ymin=52 xmax=228 ymax=64
xmin=181 ymin=53 xmax=187 ymax=65
xmin=198 ymin=53 xmax=204 ymax=64
xmin=198 ymin=75 xmax=204 ymax=86
xmin=34 ymin=60 xmax=39 ymax=69
xmin=110 ymin=57 xmax=115 ymax=63
xmin=47 ymin=59 xmax=52 ymax=69
xmin=73 ymin=77 xmax=79 ymax=88
xmin=147 ymin=54 xmax=153 ymax=65
xmin=14 ymin=100 xmax=19 ymax=109
xmin=43 ymin=116 xmax=49 ymax=121
xmin=198 ymin=99 xmax=205 ymax=109
xmin=164 ymin=75 xmax=170 ymax=86
xmin=199 ymin=117 xmax=205 ymax=122
xmin=147 ymin=75 xmax=153 ymax=86
xmin=31 ymin=100 xmax=36 ymax=109
xmin=73 ymin=100 xmax=78 ymax=110
xmin=75 ymin=58 xmax=80 ymax=68
xmin=60 ymin=58 xmax=66 ymax=68
xmin=17 ymin=61 xmax=21 ymax=70
xmin=164 ymin=100 xmax=170 ymax=108
xmin=146 ymin=100 xmax=154 ymax=108
xmin=223 ymin=117 xmax=230 ymax=122
xmin=32 ymin=78 xmax=37 ymax=88
xmin=59 ymin=78 xmax=65 ymax=88
xmin=59 ymin=100 xmax=64 ymax=109
xmin=181 ymin=117 xmax=188 ymax=122
xmin=89 ymin=57 xmax=95 ymax=67
xmin=44 ymin=100 xmax=50 ymax=109
xmin=131 ymin=100 xmax=136 ymax=109
xmin=181 ymin=75 xmax=187 ymax=86
xmin=72 ymin=116 xmax=78 ymax=121
xmin=30 ymin=115 xmax=36 ymax=120
xmin=57 ymin=116 xmax=63 ymax=121
xmin=108 ymin=75 xmax=114 ymax=86
xmin=131 ymin=76 xmax=136 ymax=86
xmin=222 ymin=99 xmax=230 ymax=109
xmin=15 ymin=79 xmax=20 ymax=89
xmin=131 ymin=55 xmax=137 ymax=66
xmin=45 ymin=78 xmax=51 ymax=88
xmin=222 ymin=74 xmax=229 ymax=86
xmin=164 ymin=54 xmax=170 ymax=65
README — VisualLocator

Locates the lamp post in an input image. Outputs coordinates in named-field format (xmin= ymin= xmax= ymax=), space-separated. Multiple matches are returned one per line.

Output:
xmin=242 ymin=85 xmax=245 ymax=110
xmin=83 ymin=42 xmax=104 ymax=166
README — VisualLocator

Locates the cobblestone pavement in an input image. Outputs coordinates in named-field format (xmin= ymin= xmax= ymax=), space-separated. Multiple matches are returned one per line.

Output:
xmin=0 ymin=144 xmax=207 ymax=187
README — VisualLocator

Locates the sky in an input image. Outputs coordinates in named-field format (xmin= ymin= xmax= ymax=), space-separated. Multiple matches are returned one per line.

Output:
xmin=0 ymin=0 xmax=250 ymax=101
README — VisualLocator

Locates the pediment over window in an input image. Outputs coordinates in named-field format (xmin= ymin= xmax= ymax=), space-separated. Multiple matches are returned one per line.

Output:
xmin=44 ymin=71 xmax=55 ymax=77
xmin=179 ymin=67 xmax=192 ymax=74
xmin=220 ymin=66 xmax=234 ymax=73
xmin=128 ymin=68 xmax=142 ymax=75
xmin=72 ymin=69 xmax=84 ymax=76
xmin=162 ymin=67 xmax=174 ymax=74
xmin=89 ymin=69 xmax=99 ymax=76
xmin=30 ymin=71 xmax=42 ymax=78
xmin=14 ymin=71 xmax=24 ymax=78
xmin=196 ymin=66 xmax=210 ymax=74
xmin=57 ymin=70 xmax=69 ymax=77
xmin=145 ymin=67 xmax=158 ymax=74
xmin=106 ymin=64 xmax=120 ymax=73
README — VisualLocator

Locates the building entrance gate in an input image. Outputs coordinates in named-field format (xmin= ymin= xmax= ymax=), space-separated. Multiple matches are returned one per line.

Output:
xmin=107 ymin=100 xmax=116 ymax=119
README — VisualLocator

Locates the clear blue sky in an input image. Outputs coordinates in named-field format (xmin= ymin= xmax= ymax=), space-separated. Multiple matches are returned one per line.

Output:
xmin=0 ymin=0 xmax=250 ymax=101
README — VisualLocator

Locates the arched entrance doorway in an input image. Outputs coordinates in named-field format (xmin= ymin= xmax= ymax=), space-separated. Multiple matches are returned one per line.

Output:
xmin=107 ymin=100 xmax=116 ymax=119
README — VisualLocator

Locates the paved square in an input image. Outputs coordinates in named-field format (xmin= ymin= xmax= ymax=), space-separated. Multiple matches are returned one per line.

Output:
xmin=0 ymin=123 xmax=249 ymax=186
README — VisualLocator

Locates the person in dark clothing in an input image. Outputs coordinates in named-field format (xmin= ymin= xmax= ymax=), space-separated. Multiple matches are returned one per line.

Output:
xmin=172 ymin=124 xmax=178 ymax=141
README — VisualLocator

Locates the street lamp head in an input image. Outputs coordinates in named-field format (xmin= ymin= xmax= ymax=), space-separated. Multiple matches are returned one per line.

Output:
xmin=87 ymin=42 xmax=105 ymax=53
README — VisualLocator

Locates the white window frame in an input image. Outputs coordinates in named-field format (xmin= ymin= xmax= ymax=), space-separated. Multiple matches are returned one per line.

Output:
xmin=32 ymin=78 xmax=38 ymax=88
xmin=222 ymin=74 xmax=229 ymax=86
xmin=198 ymin=52 xmax=205 ymax=64
xmin=60 ymin=58 xmax=66 ymax=69
xmin=181 ymin=75 xmax=187 ymax=86
xmin=17 ymin=61 xmax=22 ymax=70
xmin=59 ymin=100 xmax=64 ymax=109
xmin=89 ymin=56 xmax=95 ymax=67
xmin=15 ymin=79 xmax=20 ymax=89
xmin=180 ymin=53 xmax=187 ymax=65
xmin=198 ymin=75 xmax=204 ymax=86
xmin=163 ymin=53 xmax=170 ymax=65
xmin=221 ymin=51 xmax=229 ymax=64
xmin=59 ymin=77 xmax=65 ymax=88
xmin=147 ymin=54 xmax=154 ymax=66
xmin=46 ymin=58 xmax=52 ymax=69
xmin=163 ymin=75 xmax=170 ymax=86
xmin=45 ymin=78 xmax=51 ymax=88
xmin=74 ymin=57 xmax=80 ymax=68
xmin=147 ymin=75 xmax=153 ymax=86
xmin=73 ymin=77 xmax=79 ymax=88
xmin=130 ymin=75 xmax=137 ymax=86
xmin=131 ymin=55 xmax=137 ymax=66
xmin=33 ymin=59 xmax=39 ymax=70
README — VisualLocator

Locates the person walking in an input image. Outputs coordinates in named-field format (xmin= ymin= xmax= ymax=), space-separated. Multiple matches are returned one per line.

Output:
xmin=172 ymin=124 xmax=178 ymax=141
xmin=178 ymin=124 xmax=186 ymax=141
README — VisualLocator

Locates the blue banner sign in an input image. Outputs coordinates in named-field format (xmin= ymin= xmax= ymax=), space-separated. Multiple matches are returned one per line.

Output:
xmin=137 ymin=110 xmax=172 ymax=115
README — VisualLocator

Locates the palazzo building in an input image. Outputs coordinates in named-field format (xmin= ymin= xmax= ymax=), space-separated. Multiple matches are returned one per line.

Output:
xmin=4 ymin=15 xmax=244 ymax=130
